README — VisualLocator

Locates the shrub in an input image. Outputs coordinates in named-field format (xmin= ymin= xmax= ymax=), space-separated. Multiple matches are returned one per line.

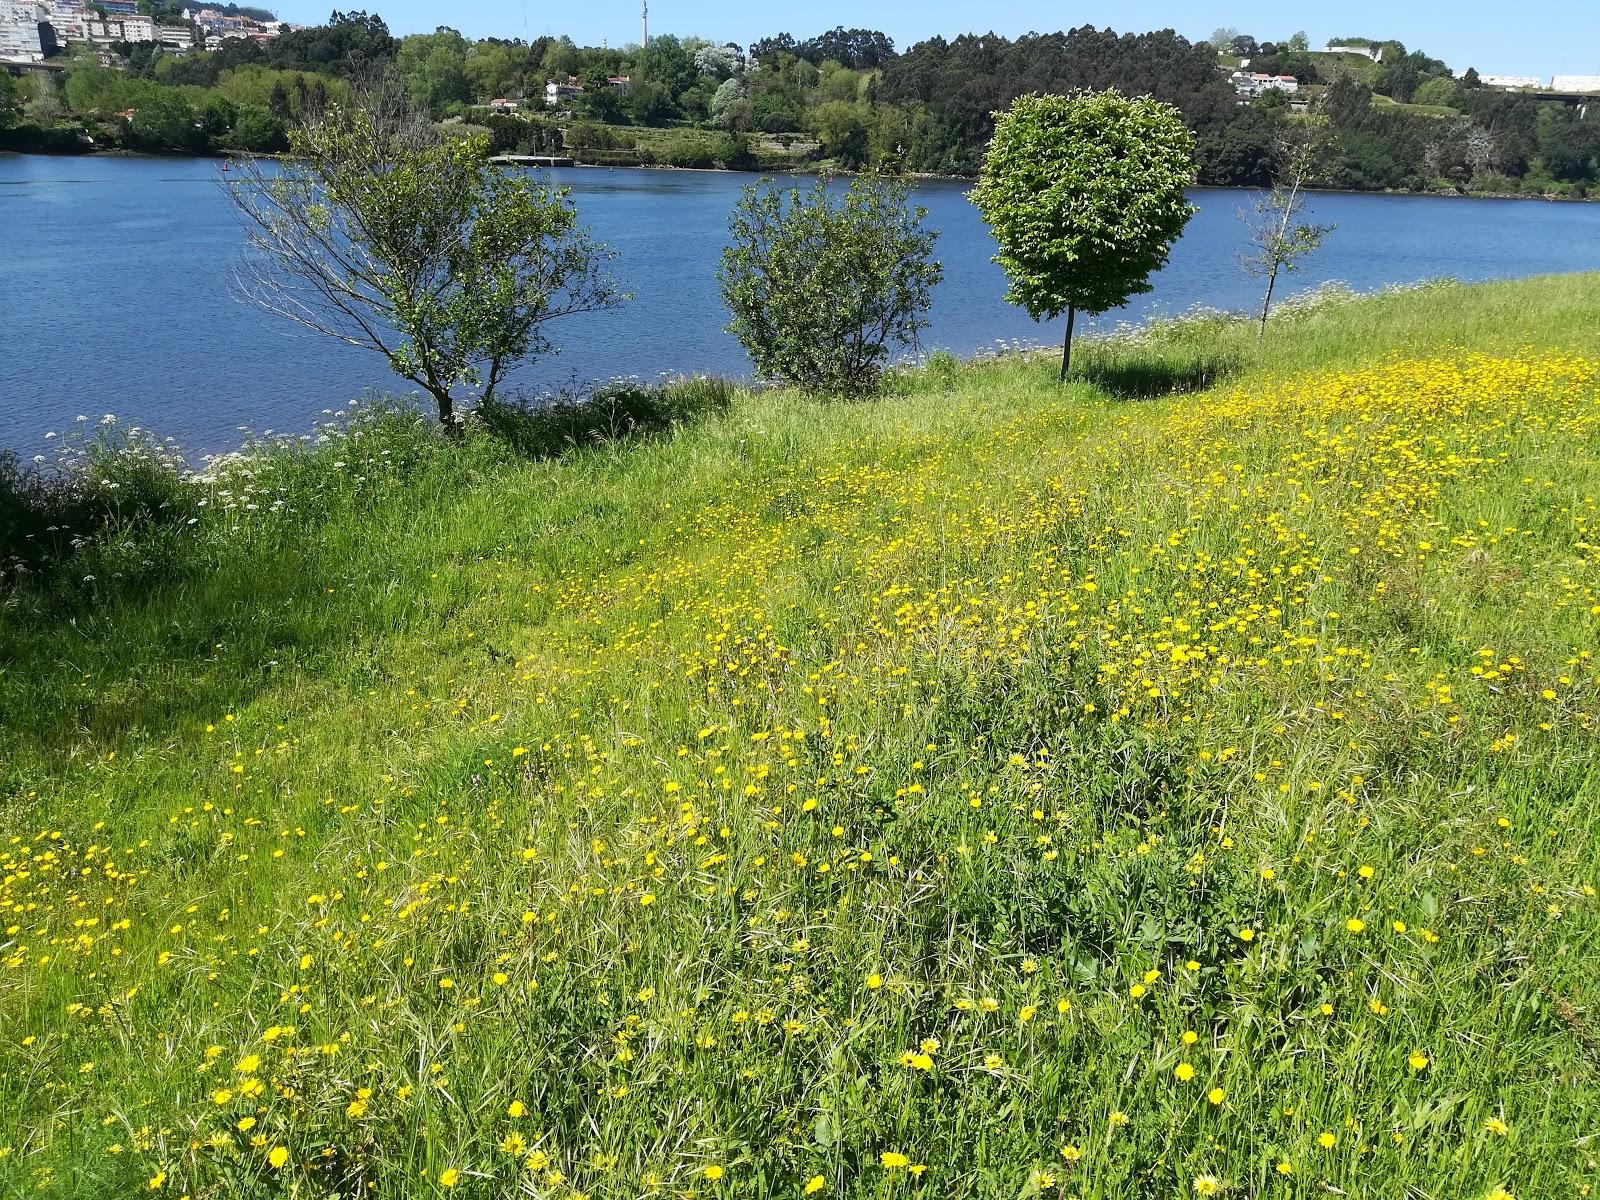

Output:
xmin=922 ymin=349 xmax=962 ymax=392
xmin=712 ymin=132 xmax=757 ymax=170
xmin=719 ymin=174 xmax=944 ymax=398
xmin=1 ymin=419 xmax=197 ymax=578
xmin=664 ymin=140 xmax=716 ymax=169
xmin=0 ymin=121 xmax=92 ymax=154
xmin=475 ymin=376 xmax=737 ymax=459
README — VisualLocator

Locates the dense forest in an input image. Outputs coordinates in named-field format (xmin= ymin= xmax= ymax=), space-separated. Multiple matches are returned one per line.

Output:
xmin=2 ymin=11 xmax=1596 ymax=195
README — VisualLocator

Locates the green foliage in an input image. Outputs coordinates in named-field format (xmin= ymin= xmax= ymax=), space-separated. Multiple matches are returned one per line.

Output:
xmin=476 ymin=376 xmax=737 ymax=459
xmin=578 ymin=66 xmax=623 ymax=122
xmin=720 ymin=174 xmax=943 ymax=397
xmin=637 ymin=34 xmax=699 ymax=102
xmin=971 ymin=90 xmax=1195 ymax=372
xmin=0 ymin=421 xmax=196 ymax=582
xmin=128 ymin=89 xmax=206 ymax=152
xmin=219 ymin=102 xmax=286 ymax=152
xmin=481 ymin=112 xmax=563 ymax=156
xmin=1412 ymin=76 xmax=1462 ymax=110
xmin=264 ymin=9 xmax=395 ymax=77
xmin=230 ymin=101 xmax=626 ymax=426
xmin=395 ymin=27 xmax=473 ymax=119
xmin=0 ymin=72 xmax=19 ymax=128
xmin=812 ymin=100 xmax=869 ymax=168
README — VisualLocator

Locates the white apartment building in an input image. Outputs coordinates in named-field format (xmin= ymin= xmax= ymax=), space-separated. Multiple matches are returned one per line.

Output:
xmin=82 ymin=12 xmax=155 ymax=43
xmin=41 ymin=0 xmax=85 ymax=42
xmin=155 ymin=22 xmax=193 ymax=48
xmin=0 ymin=1 xmax=51 ymax=61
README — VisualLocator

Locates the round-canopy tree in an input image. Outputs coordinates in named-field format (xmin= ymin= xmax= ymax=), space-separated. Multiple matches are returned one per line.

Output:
xmin=971 ymin=90 xmax=1197 ymax=381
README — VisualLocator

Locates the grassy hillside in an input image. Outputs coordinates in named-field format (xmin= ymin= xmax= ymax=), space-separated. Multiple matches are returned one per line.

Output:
xmin=3 ymin=276 xmax=1600 ymax=1199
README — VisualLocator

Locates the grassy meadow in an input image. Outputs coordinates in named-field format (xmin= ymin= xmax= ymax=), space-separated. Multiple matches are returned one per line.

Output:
xmin=3 ymin=276 xmax=1600 ymax=1199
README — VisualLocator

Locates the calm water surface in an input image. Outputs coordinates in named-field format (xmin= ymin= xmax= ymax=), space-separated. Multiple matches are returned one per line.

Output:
xmin=4 ymin=154 xmax=1600 ymax=453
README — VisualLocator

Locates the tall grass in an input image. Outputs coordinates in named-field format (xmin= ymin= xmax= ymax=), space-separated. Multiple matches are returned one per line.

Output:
xmin=1 ymin=274 xmax=1598 ymax=1200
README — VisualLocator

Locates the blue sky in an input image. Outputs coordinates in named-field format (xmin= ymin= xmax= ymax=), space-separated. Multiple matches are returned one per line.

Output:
xmin=274 ymin=1 xmax=1597 ymax=78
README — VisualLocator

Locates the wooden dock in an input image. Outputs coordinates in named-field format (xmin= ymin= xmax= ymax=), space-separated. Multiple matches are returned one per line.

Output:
xmin=490 ymin=155 xmax=577 ymax=167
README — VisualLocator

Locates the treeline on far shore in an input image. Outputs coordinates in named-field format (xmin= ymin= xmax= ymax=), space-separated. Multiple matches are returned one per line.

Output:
xmin=2 ymin=14 xmax=1598 ymax=195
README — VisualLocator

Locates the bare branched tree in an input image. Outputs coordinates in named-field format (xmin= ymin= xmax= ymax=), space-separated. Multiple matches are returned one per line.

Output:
xmin=223 ymin=75 xmax=626 ymax=430
xmin=1239 ymin=120 xmax=1337 ymax=345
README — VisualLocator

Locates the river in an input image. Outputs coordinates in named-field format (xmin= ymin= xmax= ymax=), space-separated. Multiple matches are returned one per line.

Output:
xmin=4 ymin=153 xmax=1600 ymax=454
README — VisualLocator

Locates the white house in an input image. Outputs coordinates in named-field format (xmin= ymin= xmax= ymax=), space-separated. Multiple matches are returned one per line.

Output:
xmin=544 ymin=78 xmax=582 ymax=107
xmin=1230 ymin=71 xmax=1300 ymax=99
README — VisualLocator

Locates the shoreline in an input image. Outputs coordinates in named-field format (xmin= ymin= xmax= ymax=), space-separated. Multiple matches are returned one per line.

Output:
xmin=3 ymin=145 xmax=1595 ymax=204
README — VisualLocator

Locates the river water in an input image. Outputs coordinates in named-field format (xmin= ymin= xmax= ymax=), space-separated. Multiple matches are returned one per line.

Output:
xmin=4 ymin=154 xmax=1600 ymax=453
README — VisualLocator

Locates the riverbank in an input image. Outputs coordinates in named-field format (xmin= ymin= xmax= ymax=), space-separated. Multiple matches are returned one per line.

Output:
xmin=4 ymin=139 xmax=1596 ymax=203
xmin=4 ymin=274 xmax=1600 ymax=1198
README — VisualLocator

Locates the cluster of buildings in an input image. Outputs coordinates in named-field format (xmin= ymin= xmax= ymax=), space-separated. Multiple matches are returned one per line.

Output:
xmin=1 ymin=0 xmax=286 ymax=64
xmin=543 ymin=74 xmax=632 ymax=107
xmin=182 ymin=5 xmax=289 ymax=46
xmin=1229 ymin=70 xmax=1301 ymax=100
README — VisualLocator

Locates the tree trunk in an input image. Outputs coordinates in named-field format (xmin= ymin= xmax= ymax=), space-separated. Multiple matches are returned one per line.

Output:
xmin=1257 ymin=269 xmax=1279 ymax=346
xmin=430 ymin=389 xmax=460 ymax=438
xmin=1059 ymin=305 xmax=1077 ymax=383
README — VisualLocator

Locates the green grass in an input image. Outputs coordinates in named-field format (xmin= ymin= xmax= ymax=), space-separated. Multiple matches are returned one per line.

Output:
xmin=3 ymin=275 xmax=1600 ymax=1199
xmin=1370 ymin=94 xmax=1461 ymax=118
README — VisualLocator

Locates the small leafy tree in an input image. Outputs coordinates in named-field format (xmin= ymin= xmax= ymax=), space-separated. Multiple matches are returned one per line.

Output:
xmin=719 ymin=175 xmax=943 ymax=397
xmin=971 ymin=90 xmax=1196 ymax=382
xmin=226 ymin=80 xmax=625 ymax=429
xmin=1239 ymin=122 xmax=1336 ymax=343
